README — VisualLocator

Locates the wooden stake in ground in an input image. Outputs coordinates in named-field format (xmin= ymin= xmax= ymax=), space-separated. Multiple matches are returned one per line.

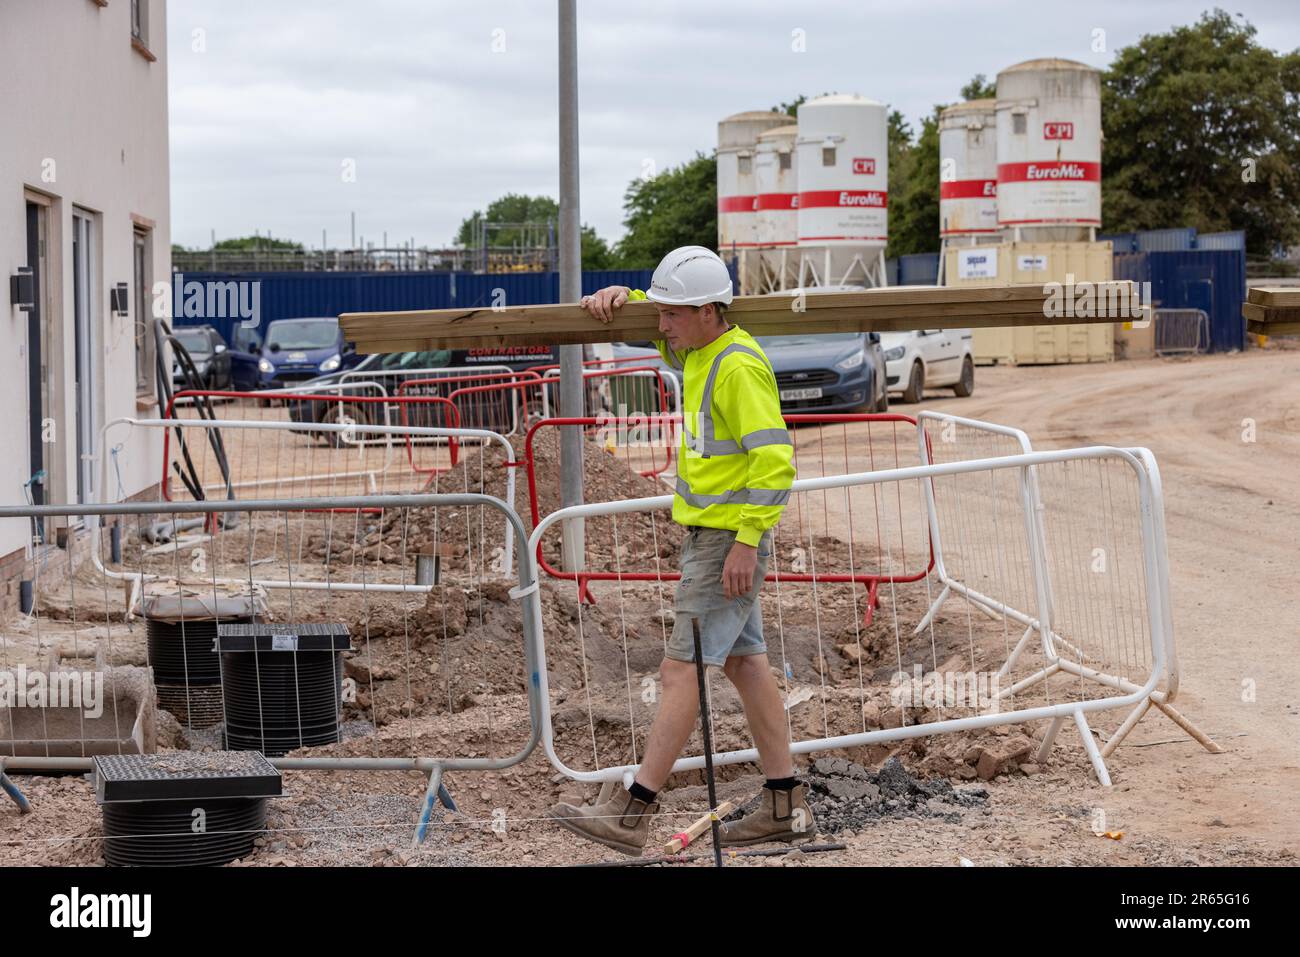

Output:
xmin=339 ymin=282 xmax=1143 ymax=353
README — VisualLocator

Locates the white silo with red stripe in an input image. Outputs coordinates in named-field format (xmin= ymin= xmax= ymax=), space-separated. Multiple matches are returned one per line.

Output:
xmin=995 ymin=58 xmax=1102 ymax=241
xmin=795 ymin=94 xmax=889 ymax=288
xmin=717 ymin=111 xmax=790 ymax=256
xmin=753 ymin=123 xmax=799 ymax=290
xmin=939 ymin=99 xmax=1000 ymax=239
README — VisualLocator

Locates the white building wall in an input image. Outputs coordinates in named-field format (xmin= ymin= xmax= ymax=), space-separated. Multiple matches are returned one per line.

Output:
xmin=0 ymin=0 xmax=170 ymax=562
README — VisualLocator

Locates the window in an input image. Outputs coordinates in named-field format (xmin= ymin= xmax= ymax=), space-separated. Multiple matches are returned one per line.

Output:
xmin=134 ymin=230 xmax=154 ymax=394
xmin=1012 ymin=113 xmax=1027 ymax=135
xmin=779 ymin=151 xmax=792 ymax=171
xmin=737 ymin=154 xmax=752 ymax=175
xmin=822 ymin=146 xmax=836 ymax=166
xmin=131 ymin=0 xmax=145 ymax=42
xmin=130 ymin=0 xmax=156 ymax=60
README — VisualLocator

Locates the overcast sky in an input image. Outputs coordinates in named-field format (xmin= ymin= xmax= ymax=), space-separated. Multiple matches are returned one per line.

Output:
xmin=166 ymin=0 xmax=1300 ymax=251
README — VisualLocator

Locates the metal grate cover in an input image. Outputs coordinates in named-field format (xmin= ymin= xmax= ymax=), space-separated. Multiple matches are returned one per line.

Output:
xmin=217 ymin=622 xmax=351 ymax=654
xmin=93 ymin=751 xmax=282 ymax=803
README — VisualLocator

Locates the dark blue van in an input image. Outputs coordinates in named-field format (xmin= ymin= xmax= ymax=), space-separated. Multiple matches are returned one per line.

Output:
xmin=257 ymin=317 xmax=364 ymax=388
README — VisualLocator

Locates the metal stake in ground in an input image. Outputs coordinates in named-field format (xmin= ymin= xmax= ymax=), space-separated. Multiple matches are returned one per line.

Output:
xmin=692 ymin=617 xmax=724 ymax=868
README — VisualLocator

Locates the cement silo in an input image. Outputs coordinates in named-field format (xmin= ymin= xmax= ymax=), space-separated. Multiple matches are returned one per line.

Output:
xmin=995 ymin=58 xmax=1102 ymax=241
xmin=939 ymin=99 xmax=1000 ymax=240
xmin=753 ymin=123 xmax=799 ymax=292
xmin=795 ymin=94 xmax=889 ymax=288
xmin=717 ymin=111 xmax=790 ymax=256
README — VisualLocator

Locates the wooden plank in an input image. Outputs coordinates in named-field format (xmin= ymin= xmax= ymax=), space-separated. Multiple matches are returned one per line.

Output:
xmin=1246 ymin=287 xmax=1300 ymax=307
xmin=1243 ymin=302 xmax=1300 ymax=324
xmin=340 ymin=282 xmax=1142 ymax=353
xmin=1247 ymin=318 xmax=1300 ymax=336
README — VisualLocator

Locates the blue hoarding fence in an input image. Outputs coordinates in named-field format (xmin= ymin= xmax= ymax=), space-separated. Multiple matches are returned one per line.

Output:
xmin=168 ymin=268 xmax=656 ymax=348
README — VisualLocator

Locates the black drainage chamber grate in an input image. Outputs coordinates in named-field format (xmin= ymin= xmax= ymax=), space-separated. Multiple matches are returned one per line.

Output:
xmin=93 ymin=752 xmax=281 ymax=867
xmin=216 ymin=623 xmax=352 ymax=757
xmin=146 ymin=615 xmax=255 ymax=685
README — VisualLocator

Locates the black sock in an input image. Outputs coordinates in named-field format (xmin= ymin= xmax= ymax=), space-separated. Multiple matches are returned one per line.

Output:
xmin=628 ymin=781 xmax=657 ymax=803
xmin=765 ymin=776 xmax=798 ymax=792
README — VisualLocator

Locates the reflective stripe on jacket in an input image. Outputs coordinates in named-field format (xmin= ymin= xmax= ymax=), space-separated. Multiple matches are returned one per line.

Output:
xmin=627 ymin=288 xmax=795 ymax=546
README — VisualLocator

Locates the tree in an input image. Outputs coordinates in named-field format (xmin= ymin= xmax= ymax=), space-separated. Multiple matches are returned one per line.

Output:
xmin=612 ymin=153 xmax=718 ymax=268
xmin=212 ymin=234 xmax=302 ymax=252
xmin=771 ymin=93 xmax=831 ymax=118
xmin=960 ymin=74 xmax=996 ymax=101
xmin=456 ymin=193 xmax=559 ymax=248
xmin=581 ymin=225 xmax=613 ymax=270
xmin=1102 ymin=9 xmax=1300 ymax=255
xmin=455 ymin=192 xmax=613 ymax=268
xmin=889 ymin=109 xmax=941 ymax=257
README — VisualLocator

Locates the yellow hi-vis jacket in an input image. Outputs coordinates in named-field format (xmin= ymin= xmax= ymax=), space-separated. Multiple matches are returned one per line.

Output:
xmin=627 ymin=289 xmax=795 ymax=546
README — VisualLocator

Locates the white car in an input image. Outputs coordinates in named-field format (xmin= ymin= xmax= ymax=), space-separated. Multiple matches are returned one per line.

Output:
xmin=880 ymin=329 xmax=975 ymax=403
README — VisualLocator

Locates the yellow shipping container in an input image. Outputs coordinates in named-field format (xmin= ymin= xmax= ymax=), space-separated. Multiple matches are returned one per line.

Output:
xmin=943 ymin=241 xmax=1115 ymax=365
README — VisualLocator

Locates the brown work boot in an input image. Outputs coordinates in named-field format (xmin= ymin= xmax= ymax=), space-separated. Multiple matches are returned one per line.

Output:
xmin=547 ymin=788 xmax=659 ymax=856
xmin=719 ymin=784 xmax=817 ymax=847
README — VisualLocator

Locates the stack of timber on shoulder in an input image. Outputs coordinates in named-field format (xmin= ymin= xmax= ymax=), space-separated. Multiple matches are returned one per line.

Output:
xmin=339 ymin=282 xmax=1142 ymax=354
xmin=1243 ymin=287 xmax=1300 ymax=336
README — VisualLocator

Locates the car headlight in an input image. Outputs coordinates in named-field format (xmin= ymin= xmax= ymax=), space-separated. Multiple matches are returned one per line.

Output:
xmin=258 ymin=358 xmax=274 ymax=374
xmin=319 ymin=354 xmax=341 ymax=372
xmin=194 ymin=360 xmax=209 ymax=373
xmin=835 ymin=351 xmax=866 ymax=371
xmin=884 ymin=346 xmax=905 ymax=361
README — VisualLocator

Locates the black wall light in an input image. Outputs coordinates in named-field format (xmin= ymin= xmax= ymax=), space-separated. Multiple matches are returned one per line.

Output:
xmin=110 ymin=282 xmax=130 ymax=316
xmin=10 ymin=267 xmax=34 ymax=312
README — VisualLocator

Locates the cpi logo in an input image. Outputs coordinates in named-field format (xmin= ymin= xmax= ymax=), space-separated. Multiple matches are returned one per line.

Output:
xmin=1043 ymin=122 xmax=1075 ymax=140
xmin=852 ymin=157 xmax=876 ymax=175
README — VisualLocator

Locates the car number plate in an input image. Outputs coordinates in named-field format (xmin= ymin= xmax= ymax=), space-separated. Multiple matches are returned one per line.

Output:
xmin=779 ymin=387 xmax=823 ymax=401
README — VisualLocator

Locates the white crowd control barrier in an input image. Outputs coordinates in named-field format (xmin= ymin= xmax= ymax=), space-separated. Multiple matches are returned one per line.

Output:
xmin=915 ymin=411 xmax=1209 ymax=758
xmin=98 ymin=417 xmax=520 ymax=585
xmin=914 ymin=411 xmax=1042 ymax=664
xmin=527 ymin=445 xmax=1210 ymax=788
xmin=0 ymin=493 xmax=544 ymax=846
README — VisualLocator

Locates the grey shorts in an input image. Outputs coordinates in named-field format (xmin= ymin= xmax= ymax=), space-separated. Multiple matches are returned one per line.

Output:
xmin=667 ymin=526 xmax=773 ymax=667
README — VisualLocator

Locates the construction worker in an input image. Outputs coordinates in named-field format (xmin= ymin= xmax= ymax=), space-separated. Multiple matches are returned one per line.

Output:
xmin=548 ymin=245 xmax=816 ymax=855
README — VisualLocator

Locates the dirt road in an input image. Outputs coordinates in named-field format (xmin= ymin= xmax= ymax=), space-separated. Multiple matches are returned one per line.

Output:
xmin=899 ymin=349 xmax=1300 ymax=861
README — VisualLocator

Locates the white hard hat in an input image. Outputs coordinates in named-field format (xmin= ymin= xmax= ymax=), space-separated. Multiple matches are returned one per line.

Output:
xmin=646 ymin=246 xmax=735 ymax=308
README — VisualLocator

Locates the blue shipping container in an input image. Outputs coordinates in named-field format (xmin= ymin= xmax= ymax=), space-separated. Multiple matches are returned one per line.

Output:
xmin=1195 ymin=231 xmax=1246 ymax=252
xmin=1135 ymin=228 xmax=1196 ymax=252
xmin=1112 ymin=249 xmax=1247 ymax=353
xmin=1098 ymin=232 xmax=1137 ymax=253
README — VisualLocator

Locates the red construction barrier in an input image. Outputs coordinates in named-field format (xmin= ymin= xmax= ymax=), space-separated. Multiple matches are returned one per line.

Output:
xmin=161 ymin=389 xmax=461 ymax=506
xmin=397 ymin=370 xmax=545 ymax=436
xmin=528 ymin=353 xmax=663 ymax=376
xmin=523 ymin=413 xmax=935 ymax=626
